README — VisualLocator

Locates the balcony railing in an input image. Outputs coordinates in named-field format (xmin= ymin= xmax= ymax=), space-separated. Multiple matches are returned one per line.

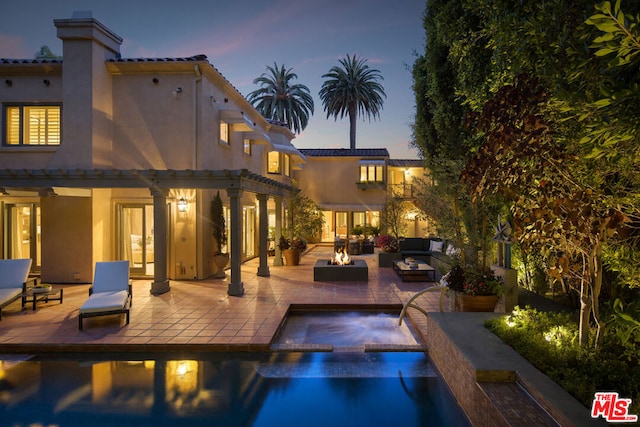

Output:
xmin=388 ymin=183 xmax=415 ymax=198
xmin=356 ymin=181 xmax=386 ymax=191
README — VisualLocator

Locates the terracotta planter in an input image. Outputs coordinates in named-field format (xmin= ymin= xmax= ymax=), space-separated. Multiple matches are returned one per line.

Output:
xmin=282 ymin=248 xmax=300 ymax=266
xmin=213 ymin=253 xmax=229 ymax=278
xmin=459 ymin=294 xmax=499 ymax=312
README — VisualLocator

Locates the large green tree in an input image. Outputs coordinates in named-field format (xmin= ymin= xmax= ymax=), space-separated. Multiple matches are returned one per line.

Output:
xmin=414 ymin=0 xmax=640 ymax=348
xmin=319 ymin=54 xmax=386 ymax=149
xmin=412 ymin=0 xmax=497 ymax=265
xmin=247 ymin=62 xmax=314 ymax=134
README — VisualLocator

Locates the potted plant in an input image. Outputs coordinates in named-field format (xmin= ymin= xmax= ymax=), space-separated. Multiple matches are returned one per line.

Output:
xmin=375 ymin=234 xmax=401 ymax=267
xmin=211 ymin=191 xmax=228 ymax=278
xmin=278 ymin=236 xmax=301 ymax=266
xmin=442 ymin=264 xmax=503 ymax=312
xmin=375 ymin=234 xmax=398 ymax=252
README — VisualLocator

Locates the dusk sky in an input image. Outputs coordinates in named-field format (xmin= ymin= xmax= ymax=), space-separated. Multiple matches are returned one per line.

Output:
xmin=0 ymin=0 xmax=426 ymax=159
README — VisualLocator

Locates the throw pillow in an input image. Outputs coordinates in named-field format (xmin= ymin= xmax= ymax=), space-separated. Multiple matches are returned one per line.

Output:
xmin=429 ymin=240 xmax=444 ymax=252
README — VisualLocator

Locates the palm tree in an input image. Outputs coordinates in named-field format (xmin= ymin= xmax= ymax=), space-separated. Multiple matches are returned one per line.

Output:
xmin=319 ymin=54 xmax=386 ymax=149
xmin=247 ymin=63 xmax=314 ymax=134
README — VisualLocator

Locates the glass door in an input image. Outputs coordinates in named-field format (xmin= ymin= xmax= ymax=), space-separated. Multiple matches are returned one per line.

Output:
xmin=118 ymin=204 xmax=154 ymax=276
xmin=336 ymin=212 xmax=348 ymax=239
xmin=4 ymin=203 xmax=41 ymax=271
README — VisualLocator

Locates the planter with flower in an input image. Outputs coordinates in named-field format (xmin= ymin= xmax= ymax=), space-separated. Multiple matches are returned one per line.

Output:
xmin=375 ymin=234 xmax=398 ymax=252
xmin=279 ymin=236 xmax=306 ymax=266
xmin=376 ymin=234 xmax=402 ymax=267
xmin=442 ymin=264 xmax=503 ymax=312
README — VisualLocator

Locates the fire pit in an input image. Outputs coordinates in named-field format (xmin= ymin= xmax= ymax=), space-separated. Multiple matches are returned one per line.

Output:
xmin=313 ymin=250 xmax=368 ymax=282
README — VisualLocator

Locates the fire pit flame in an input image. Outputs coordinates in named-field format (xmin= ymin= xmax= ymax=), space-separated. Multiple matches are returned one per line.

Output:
xmin=331 ymin=249 xmax=351 ymax=265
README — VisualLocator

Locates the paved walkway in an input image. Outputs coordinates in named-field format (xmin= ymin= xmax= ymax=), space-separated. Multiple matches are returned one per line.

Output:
xmin=0 ymin=245 xmax=445 ymax=353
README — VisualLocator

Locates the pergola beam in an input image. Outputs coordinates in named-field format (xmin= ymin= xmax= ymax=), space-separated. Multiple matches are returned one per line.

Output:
xmin=0 ymin=168 xmax=298 ymax=197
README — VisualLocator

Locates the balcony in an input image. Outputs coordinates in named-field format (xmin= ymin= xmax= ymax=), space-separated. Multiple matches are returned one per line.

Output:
xmin=356 ymin=181 xmax=386 ymax=191
xmin=388 ymin=183 xmax=415 ymax=199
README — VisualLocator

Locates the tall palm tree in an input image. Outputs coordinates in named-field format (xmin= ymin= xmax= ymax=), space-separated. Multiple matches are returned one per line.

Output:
xmin=319 ymin=54 xmax=386 ymax=149
xmin=247 ymin=63 xmax=314 ymax=134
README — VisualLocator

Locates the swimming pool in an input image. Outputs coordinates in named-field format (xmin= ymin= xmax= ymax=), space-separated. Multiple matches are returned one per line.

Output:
xmin=0 ymin=352 xmax=470 ymax=426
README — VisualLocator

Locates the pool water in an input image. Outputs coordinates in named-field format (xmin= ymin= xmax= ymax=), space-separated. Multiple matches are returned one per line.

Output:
xmin=0 ymin=352 xmax=470 ymax=426
xmin=273 ymin=310 xmax=420 ymax=347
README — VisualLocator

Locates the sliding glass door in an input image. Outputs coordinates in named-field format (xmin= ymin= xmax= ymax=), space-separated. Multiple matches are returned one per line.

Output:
xmin=117 ymin=204 xmax=154 ymax=276
xmin=4 ymin=203 xmax=40 ymax=271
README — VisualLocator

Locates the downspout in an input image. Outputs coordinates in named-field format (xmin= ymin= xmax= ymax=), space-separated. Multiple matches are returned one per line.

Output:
xmin=193 ymin=65 xmax=202 ymax=279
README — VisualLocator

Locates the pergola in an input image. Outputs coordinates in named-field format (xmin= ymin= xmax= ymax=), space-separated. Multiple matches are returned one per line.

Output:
xmin=0 ymin=168 xmax=298 ymax=296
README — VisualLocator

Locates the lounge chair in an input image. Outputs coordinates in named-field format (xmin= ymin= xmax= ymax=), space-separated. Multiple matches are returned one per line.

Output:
xmin=79 ymin=261 xmax=132 ymax=330
xmin=0 ymin=258 xmax=33 ymax=320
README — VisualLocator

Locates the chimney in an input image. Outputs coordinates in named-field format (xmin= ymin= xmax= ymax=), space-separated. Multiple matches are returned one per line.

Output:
xmin=50 ymin=11 xmax=123 ymax=168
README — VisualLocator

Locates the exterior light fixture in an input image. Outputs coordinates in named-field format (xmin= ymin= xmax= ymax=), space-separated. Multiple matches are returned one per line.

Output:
xmin=172 ymin=87 xmax=183 ymax=96
xmin=178 ymin=197 xmax=188 ymax=212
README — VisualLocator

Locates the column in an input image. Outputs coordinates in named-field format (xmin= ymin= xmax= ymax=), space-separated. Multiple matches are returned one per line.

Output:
xmin=273 ymin=196 xmax=283 ymax=266
xmin=150 ymin=187 xmax=170 ymax=295
xmin=257 ymin=193 xmax=270 ymax=277
xmin=226 ymin=188 xmax=244 ymax=296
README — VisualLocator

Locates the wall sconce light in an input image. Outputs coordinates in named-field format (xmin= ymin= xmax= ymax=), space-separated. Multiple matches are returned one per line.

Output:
xmin=178 ymin=197 xmax=188 ymax=212
xmin=172 ymin=87 xmax=183 ymax=96
xmin=209 ymin=95 xmax=216 ymax=103
xmin=43 ymin=79 xmax=50 ymax=86
xmin=5 ymin=80 xmax=12 ymax=87
xmin=152 ymin=77 xmax=159 ymax=85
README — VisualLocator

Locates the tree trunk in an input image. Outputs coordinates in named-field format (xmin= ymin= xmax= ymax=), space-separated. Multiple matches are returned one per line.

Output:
xmin=349 ymin=105 xmax=357 ymax=149
xmin=590 ymin=243 xmax=605 ymax=349
xmin=452 ymin=188 xmax=466 ymax=265
xmin=579 ymin=276 xmax=592 ymax=347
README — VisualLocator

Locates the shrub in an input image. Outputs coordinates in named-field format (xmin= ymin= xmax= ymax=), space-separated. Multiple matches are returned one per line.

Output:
xmin=376 ymin=234 xmax=398 ymax=252
xmin=487 ymin=306 xmax=640 ymax=415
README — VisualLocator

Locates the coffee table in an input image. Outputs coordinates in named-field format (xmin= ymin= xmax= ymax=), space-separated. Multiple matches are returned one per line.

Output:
xmin=392 ymin=259 xmax=436 ymax=282
xmin=22 ymin=286 xmax=63 ymax=311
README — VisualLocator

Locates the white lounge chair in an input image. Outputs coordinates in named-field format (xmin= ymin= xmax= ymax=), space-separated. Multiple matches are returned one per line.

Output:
xmin=79 ymin=261 xmax=132 ymax=330
xmin=0 ymin=258 xmax=33 ymax=320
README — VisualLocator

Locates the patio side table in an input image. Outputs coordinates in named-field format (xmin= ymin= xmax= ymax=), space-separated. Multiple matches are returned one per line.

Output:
xmin=22 ymin=286 xmax=64 ymax=311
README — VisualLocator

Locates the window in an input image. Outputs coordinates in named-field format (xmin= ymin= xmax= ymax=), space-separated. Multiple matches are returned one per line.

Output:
xmin=359 ymin=160 xmax=385 ymax=182
xmin=268 ymin=151 xmax=280 ymax=174
xmin=4 ymin=105 xmax=61 ymax=145
xmin=220 ymin=121 xmax=229 ymax=145
xmin=284 ymin=154 xmax=290 ymax=176
xmin=243 ymin=139 xmax=252 ymax=156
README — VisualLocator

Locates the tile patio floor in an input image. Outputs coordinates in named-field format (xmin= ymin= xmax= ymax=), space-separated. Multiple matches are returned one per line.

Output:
xmin=1 ymin=245 xmax=584 ymax=426
xmin=0 ymin=245 xmax=445 ymax=352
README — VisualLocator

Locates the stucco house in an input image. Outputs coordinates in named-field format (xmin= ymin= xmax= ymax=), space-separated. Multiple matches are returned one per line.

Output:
xmin=0 ymin=12 xmax=304 ymax=296
xmin=294 ymin=150 xmax=428 ymax=241
xmin=0 ymin=12 xmax=429 ymax=296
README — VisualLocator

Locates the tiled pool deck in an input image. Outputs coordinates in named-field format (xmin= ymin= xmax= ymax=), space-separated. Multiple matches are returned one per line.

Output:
xmin=0 ymin=245 xmax=598 ymax=426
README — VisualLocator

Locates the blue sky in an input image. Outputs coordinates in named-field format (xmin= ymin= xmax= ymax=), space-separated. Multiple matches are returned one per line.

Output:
xmin=0 ymin=0 xmax=426 ymax=159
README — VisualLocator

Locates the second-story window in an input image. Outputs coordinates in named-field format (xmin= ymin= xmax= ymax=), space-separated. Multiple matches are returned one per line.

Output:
xmin=359 ymin=161 xmax=385 ymax=183
xmin=4 ymin=104 xmax=61 ymax=145
xmin=243 ymin=139 xmax=252 ymax=156
xmin=284 ymin=154 xmax=290 ymax=176
xmin=220 ymin=121 xmax=229 ymax=145
xmin=268 ymin=151 xmax=280 ymax=174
